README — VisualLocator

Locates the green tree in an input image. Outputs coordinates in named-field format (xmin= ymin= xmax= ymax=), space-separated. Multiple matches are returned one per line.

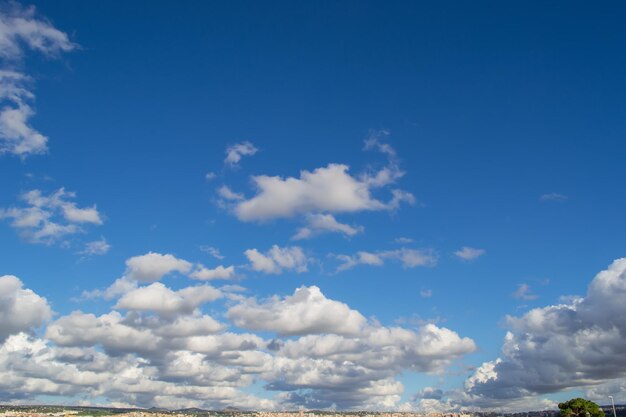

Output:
xmin=559 ymin=398 xmax=605 ymax=417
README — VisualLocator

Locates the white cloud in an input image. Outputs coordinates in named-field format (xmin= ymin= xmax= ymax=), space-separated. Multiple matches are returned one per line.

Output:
xmin=217 ymin=185 xmax=244 ymax=201
xmin=387 ymin=189 xmax=417 ymax=209
xmin=190 ymin=264 xmax=236 ymax=281
xmin=155 ymin=315 xmax=226 ymax=338
xmin=512 ymin=283 xmax=538 ymax=301
xmin=0 ymin=103 xmax=48 ymax=156
xmin=2 ymin=265 xmax=479 ymax=410
xmin=420 ymin=289 xmax=433 ymax=298
xmin=244 ymin=245 xmax=310 ymax=274
xmin=540 ymin=192 xmax=568 ymax=202
xmin=205 ymin=172 xmax=217 ymax=181
xmin=224 ymin=141 xmax=258 ymax=166
xmin=292 ymin=213 xmax=363 ymax=240
xmin=363 ymin=129 xmax=396 ymax=158
xmin=45 ymin=311 xmax=160 ymax=355
xmin=125 ymin=252 xmax=192 ymax=282
xmin=200 ymin=245 xmax=224 ymax=260
xmin=228 ymin=286 xmax=368 ymax=337
xmin=0 ymin=275 xmax=52 ymax=342
xmin=253 ymin=285 xmax=475 ymax=409
xmin=460 ymin=258 xmax=626 ymax=406
xmin=0 ymin=4 xmax=75 ymax=59
xmin=81 ymin=276 xmax=137 ymax=300
xmin=0 ymin=188 xmax=103 ymax=245
xmin=336 ymin=248 xmax=437 ymax=272
xmin=361 ymin=129 xmax=405 ymax=189
xmin=114 ymin=282 xmax=222 ymax=316
xmin=79 ymin=237 xmax=110 ymax=256
xmin=454 ymin=246 xmax=485 ymax=261
xmin=233 ymin=163 xmax=413 ymax=222
xmin=394 ymin=237 xmax=414 ymax=244
xmin=0 ymin=4 xmax=75 ymax=157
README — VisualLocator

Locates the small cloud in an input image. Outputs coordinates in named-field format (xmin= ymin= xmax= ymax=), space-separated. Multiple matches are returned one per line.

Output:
xmin=189 ymin=264 xmax=236 ymax=281
xmin=540 ymin=192 xmax=568 ymax=202
xmin=217 ymin=185 xmax=244 ymax=201
xmin=420 ymin=289 xmax=433 ymax=298
xmin=454 ymin=246 xmax=485 ymax=261
xmin=363 ymin=129 xmax=395 ymax=158
xmin=512 ymin=283 xmax=538 ymax=301
xmin=394 ymin=237 xmax=413 ymax=244
xmin=292 ymin=213 xmax=363 ymax=240
xmin=79 ymin=237 xmax=110 ymax=256
xmin=200 ymin=245 xmax=224 ymax=260
xmin=205 ymin=172 xmax=217 ymax=181
xmin=244 ymin=245 xmax=310 ymax=275
xmin=335 ymin=248 xmax=437 ymax=272
xmin=224 ymin=141 xmax=258 ymax=167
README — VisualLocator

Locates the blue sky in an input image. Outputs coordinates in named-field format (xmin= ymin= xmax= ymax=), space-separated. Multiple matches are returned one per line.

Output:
xmin=1 ymin=0 xmax=626 ymax=411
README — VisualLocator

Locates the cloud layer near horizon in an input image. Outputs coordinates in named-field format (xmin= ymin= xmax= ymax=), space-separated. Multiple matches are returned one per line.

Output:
xmin=0 ymin=257 xmax=477 ymax=410
xmin=4 ymin=257 xmax=626 ymax=411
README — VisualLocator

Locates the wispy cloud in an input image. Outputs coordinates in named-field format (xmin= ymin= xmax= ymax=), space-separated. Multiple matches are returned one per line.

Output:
xmin=335 ymin=248 xmax=437 ymax=272
xmin=512 ymin=283 xmax=538 ymax=301
xmin=0 ymin=3 xmax=76 ymax=157
xmin=292 ymin=213 xmax=363 ymax=240
xmin=420 ymin=288 xmax=433 ymax=298
xmin=540 ymin=192 xmax=568 ymax=202
xmin=0 ymin=188 xmax=103 ymax=245
xmin=224 ymin=141 xmax=258 ymax=166
xmin=454 ymin=246 xmax=485 ymax=261
xmin=200 ymin=245 xmax=225 ymax=260
xmin=79 ymin=237 xmax=111 ymax=256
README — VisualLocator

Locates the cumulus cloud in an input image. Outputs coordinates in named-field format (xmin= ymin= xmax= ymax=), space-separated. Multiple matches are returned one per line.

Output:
xmin=234 ymin=164 xmax=383 ymax=221
xmin=84 ymin=252 xmax=235 ymax=302
xmin=413 ymin=387 xmax=443 ymax=400
xmin=219 ymin=136 xmax=414 ymax=242
xmin=292 ymin=213 xmax=363 ymax=240
xmin=0 ymin=188 xmax=103 ymax=245
xmin=227 ymin=285 xmax=475 ymax=409
xmin=335 ymin=248 xmax=437 ymax=272
xmin=454 ymin=246 xmax=485 ymax=261
xmin=189 ymin=265 xmax=236 ymax=281
xmin=256 ymin=300 xmax=474 ymax=409
xmin=458 ymin=258 xmax=626 ymax=407
xmin=244 ymin=245 xmax=310 ymax=274
xmin=0 ymin=3 xmax=75 ymax=156
xmin=81 ymin=276 xmax=137 ymax=300
xmin=0 ymin=275 xmax=52 ymax=342
xmin=233 ymin=163 xmax=414 ymax=222
xmin=125 ymin=252 xmax=192 ymax=282
xmin=114 ymin=282 xmax=222 ymax=317
xmin=2 ymin=268 xmax=477 ymax=410
xmin=227 ymin=286 xmax=368 ymax=336
xmin=46 ymin=311 xmax=160 ymax=355
xmin=224 ymin=141 xmax=258 ymax=166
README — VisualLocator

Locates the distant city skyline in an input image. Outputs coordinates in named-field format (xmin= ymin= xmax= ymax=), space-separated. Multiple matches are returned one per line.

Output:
xmin=1 ymin=0 xmax=625 ymax=412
